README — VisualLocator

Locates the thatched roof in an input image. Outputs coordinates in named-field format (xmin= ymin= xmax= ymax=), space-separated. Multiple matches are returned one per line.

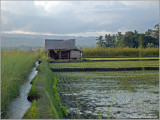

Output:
xmin=45 ymin=39 xmax=75 ymax=50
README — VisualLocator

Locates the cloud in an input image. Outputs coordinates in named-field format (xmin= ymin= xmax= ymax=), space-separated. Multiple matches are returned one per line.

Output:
xmin=34 ymin=1 xmax=73 ymax=15
xmin=1 ymin=16 xmax=8 ymax=25
xmin=33 ymin=1 xmax=127 ymax=25
xmin=1 ymin=1 xmax=159 ymax=36
xmin=1 ymin=1 xmax=36 ymax=15
xmin=120 ymin=1 xmax=159 ymax=7
xmin=2 ymin=30 xmax=115 ymax=37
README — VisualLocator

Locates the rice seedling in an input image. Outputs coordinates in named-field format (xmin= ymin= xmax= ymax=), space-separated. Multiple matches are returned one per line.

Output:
xmin=55 ymin=70 xmax=159 ymax=119
xmin=49 ymin=60 xmax=158 ymax=69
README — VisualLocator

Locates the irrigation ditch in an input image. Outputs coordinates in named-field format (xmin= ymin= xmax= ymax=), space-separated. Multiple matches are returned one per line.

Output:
xmin=23 ymin=61 xmax=65 ymax=119
xmin=6 ymin=61 xmax=39 ymax=119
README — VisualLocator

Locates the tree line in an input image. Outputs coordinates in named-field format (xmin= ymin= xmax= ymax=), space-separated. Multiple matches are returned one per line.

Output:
xmin=96 ymin=23 xmax=159 ymax=48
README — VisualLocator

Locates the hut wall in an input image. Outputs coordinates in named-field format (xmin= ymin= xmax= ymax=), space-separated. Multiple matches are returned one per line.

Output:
xmin=70 ymin=50 xmax=81 ymax=59
xmin=61 ymin=51 xmax=70 ymax=59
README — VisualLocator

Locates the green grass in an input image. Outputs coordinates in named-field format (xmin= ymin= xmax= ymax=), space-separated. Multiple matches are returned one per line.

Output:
xmin=23 ymin=100 xmax=40 ymax=119
xmin=52 ymin=77 xmax=61 ymax=105
xmin=23 ymin=61 xmax=66 ymax=119
xmin=28 ymin=75 xmax=40 ymax=100
xmin=82 ymin=47 xmax=159 ymax=57
xmin=1 ymin=50 xmax=40 ymax=118
xmin=85 ymin=57 xmax=159 ymax=60
xmin=49 ymin=60 xmax=159 ymax=69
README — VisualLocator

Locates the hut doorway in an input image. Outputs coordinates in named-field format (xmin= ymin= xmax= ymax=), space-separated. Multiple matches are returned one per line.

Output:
xmin=49 ymin=50 xmax=59 ymax=60
xmin=57 ymin=50 xmax=70 ymax=59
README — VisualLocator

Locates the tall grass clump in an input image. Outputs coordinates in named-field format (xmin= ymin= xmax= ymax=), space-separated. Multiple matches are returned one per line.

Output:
xmin=1 ymin=50 xmax=40 ymax=117
xmin=83 ymin=47 xmax=159 ymax=57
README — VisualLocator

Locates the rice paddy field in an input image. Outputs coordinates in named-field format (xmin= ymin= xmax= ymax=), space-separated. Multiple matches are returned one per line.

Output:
xmin=49 ymin=57 xmax=159 ymax=119
xmin=49 ymin=60 xmax=159 ymax=68
xmin=1 ymin=49 xmax=159 ymax=119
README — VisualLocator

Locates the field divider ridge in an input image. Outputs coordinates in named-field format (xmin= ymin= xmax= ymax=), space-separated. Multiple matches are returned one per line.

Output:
xmin=48 ymin=59 xmax=159 ymax=63
xmin=50 ymin=67 xmax=159 ymax=72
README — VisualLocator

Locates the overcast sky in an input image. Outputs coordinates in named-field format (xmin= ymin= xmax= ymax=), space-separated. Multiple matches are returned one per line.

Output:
xmin=1 ymin=1 xmax=159 ymax=37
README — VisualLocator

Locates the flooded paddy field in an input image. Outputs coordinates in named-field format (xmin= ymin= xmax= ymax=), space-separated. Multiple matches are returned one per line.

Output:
xmin=49 ymin=60 xmax=159 ymax=69
xmin=55 ymin=70 xmax=159 ymax=119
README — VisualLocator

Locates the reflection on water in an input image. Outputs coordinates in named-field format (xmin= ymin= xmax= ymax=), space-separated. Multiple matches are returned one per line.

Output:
xmin=58 ymin=77 xmax=159 ymax=119
xmin=7 ymin=61 xmax=39 ymax=119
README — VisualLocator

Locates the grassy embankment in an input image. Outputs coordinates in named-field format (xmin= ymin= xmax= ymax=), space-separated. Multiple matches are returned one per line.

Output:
xmin=1 ymin=50 xmax=40 ymax=118
xmin=23 ymin=60 xmax=67 ymax=119
xmin=82 ymin=47 xmax=159 ymax=57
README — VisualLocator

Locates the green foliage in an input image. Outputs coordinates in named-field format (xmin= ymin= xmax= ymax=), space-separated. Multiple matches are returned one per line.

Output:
xmin=40 ymin=48 xmax=46 ymax=59
xmin=146 ymin=23 xmax=159 ymax=40
xmin=35 ymin=61 xmax=63 ymax=118
xmin=23 ymin=100 xmax=40 ymax=119
xmin=52 ymin=77 xmax=68 ymax=116
xmin=105 ymin=34 xmax=116 ymax=48
xmin=54 ymin=93 xmax=61 ymax=105
xmin=146 ymin=43 xmax=155 ymax=48
xmin=60 ymin=106 xmax=68 ymax=116
xmin=82 ymin=47 xmax=159 ymax=57
xmin=96 ymin=36 xmax=105 ymax=47
xmin=1 ymin=50 xmax=39 ymax=118
xmin=96 ymin=24 xmax=159 ymax=48
xmin=39 ymin=48 xmax=50 ymax=60
xmin=28 ymin=75 xmax=40 ymax=98
xmin=52 ymin=77 xmax=60 ymax=105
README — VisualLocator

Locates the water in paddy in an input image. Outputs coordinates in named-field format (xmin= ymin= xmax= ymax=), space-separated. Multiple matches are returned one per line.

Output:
xmin=7 ymin=61 xmax=39 ymax=119
xmin=57 ymin=72 xmax=159 ymax=119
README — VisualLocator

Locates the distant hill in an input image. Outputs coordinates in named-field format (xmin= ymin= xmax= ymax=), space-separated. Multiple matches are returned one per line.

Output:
xmin=1 ymin=34 xmax=96 ymax=50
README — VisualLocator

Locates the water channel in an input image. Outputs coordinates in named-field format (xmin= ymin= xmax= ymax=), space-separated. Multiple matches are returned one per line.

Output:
xmin=7 ymin=61 xmax=39 ymax=119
